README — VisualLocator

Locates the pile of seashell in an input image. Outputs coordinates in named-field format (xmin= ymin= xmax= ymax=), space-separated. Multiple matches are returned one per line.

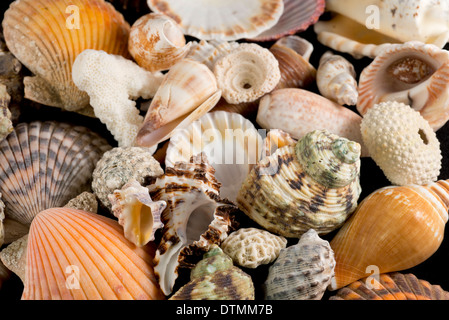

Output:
xmin=0 ymin=0 xmax=449 ymax=301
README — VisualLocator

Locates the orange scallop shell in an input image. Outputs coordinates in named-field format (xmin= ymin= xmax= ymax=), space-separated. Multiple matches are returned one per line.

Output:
xmin=22 ymin=208 xmax=165 ymax=300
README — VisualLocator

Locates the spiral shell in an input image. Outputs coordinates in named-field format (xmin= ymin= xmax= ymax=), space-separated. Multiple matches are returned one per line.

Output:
xmin=264 ymin=229 xmax=335 ymax=300
xmin=236 ymin=130 xmax=362 ymax=238
xmin=170 ymin=245 xmax=255 ymax=300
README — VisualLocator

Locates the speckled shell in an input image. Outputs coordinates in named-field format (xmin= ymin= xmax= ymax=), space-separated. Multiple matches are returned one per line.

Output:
xmin=109 ymin=179 xmax=165 ymax=247
xmin=64 ymin=192 xmax=98 ymax=214
xmin=92 ymin=147 xmax=164 ymax=211
xmin=128 ymin=13 xmax=191 ymax=72
xmin=236 ymin=130 xmax=362 ymax=238
xmin=147 ymin=0 xmax=284 ymax=41
xmin=22 ymin=208 xmax=165 ymax=300
xmin=361 ymin=101 xmax=442 ymax=186
xmin=221 ymin=228 xmax=287 ymax=269
xmin=0 ymin=85 xmax=13 ymax=141
xmin=0 ymin=121 xmax=110 ymax=226
xmin=269 ymin=36 xmax=316 ymax=90
xmin=148 ymin=154 xmax=241 ymax=296
xmin=264 ymin=229 xmax=335 ymax=300
xmin=170 ymin=245 xmax=255 ymax=300
xmin=357 ymin=41 xmax=449 ymax=131
xmin=2 ymin=0 xmax=130 ymax=114
xmin=330 ymin=272 xmax=449 ymax=300
xmin=329 ymin=180 xmax=449 ymax=290
xmin=186 ymin=40 xmax=240 ymax=70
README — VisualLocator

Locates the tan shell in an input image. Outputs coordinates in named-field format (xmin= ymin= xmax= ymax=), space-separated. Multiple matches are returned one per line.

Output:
xmin=148 ymin=154 xmax=240 ymax=296
xmin=2 ymin=0 xmax=130 ymax=113
xmin=129 ymin=13 xmax=191 ymax=72
xmin=221 ymin=228 xmax=287 ymax=269
xmin=264 ymin=229 xmax=335 ymax=300
xmin=214 ymin=43 xmax=281 ymax=104
xmin=186 ymin=40 xmax=240 ymax=70
xmin=261 ymin=129 xmax=297 ymax=159
xmin=136 ymin=58 xmax=221 ymax=149
xmin=109 ymin=179 xmax=165 ymax=247
xmin=317 ymin=51 xmax=358 ymax=106
xmin=147 ymin=0 xmax=284 ymax=41
xmin=357 ymin=41 xmax=449 ymax=131
xmin=0 ymin=234 xmax=27 ymax=283
xmin=257 ymin=88 xmax=369 ymax=157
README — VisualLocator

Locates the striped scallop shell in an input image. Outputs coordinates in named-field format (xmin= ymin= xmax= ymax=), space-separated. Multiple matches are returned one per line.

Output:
xmin=330 ymin=273 xmax=449 ymax=300
xmin=249 ymin=0 xmax=325 ymax=42
xmin=22 ymin=207 xmax=165 ymax=300
xmin=2 ymin=0 xmax=130 ymax=114
xmin=0 ymin=121 xmax=111 ymax=226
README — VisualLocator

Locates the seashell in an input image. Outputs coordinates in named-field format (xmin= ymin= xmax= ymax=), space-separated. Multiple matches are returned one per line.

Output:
xmin=257 ymin=88 xmax=369 ymax=157
xmin=128 ymin=13 xmax=191 ymax=72
xmin=0 ymin=234 xmax=28 ymax=283
xmin=361 ymin=101 xmax=442 ymax=186
xmin=248 ymin=0 xmax=325 ymax=42
xmin=357 ymin=41 xmax=449 ymax=131
xmin=264 ymin=229 xmax=335 ymax=300
xmin=148 ymin=154 xmax=241 ymax=295
xmin=0 ymin=194 xmax=4 ymax=247
xmin=136 ymin=58 xmax=222 ymax=149
xmin=0 ymin=85 xmax=13 ymax=142
xmin=147 ymin=0 xmax=284 ymax=41
xmin=261 ymin=129 xmax=297 ymax=159
xmin=329 ymin=272 xmax=449 ymax=300
xmin=0 ymin=121 xmax=111 ymax=226
xmin=109 ymin=179 xmax=165 ymax=247
xmin=269 ymin=36 xmax=317 ymax=90
xmin=186 ymin=40 xmax=240 ymax=70
xmin=2 ymin=0 xmax=130 ymax=114
xmin=165 ymin=111 xmax=263 ymax=202
xmin=22 ymin=208 xmax=165 ymax=300
xmin=236 ymin=130 xmax=362 ymax=238
xmin=221 ymin=228 xmax=287 ymax=269
xmin=214 ymin=43 xmax=281 ymax=105
xmin=317 ymin=51 xmax=358 ymax=106
xmin=314 ymin=0 xmax=449 ymax=59
xmin=64 ymin=192 xmax=98 ymax=214
xmin=92 ymin=147 xmax=164 ymax=211
xmin=170 ymin=245 xmax=255 ymax=300
xmin=329 ymin=180 xmax=449 ymax=290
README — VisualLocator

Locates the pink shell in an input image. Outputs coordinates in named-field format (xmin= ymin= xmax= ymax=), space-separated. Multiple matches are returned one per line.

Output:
xmin=248 ymin=0 xmax=326 ymax=42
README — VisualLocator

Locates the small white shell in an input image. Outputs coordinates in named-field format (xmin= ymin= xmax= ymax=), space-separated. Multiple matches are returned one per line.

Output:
xmin=264 ymin=229 xmax=336 ymax=300
xmin=317 ymin=51 xmax=358 ymax=106
xmin=186 ymin=40 xmax=240 ymax=70
xmin=129 ymin=13 xmax=191 ymax=72
xmin=214 ymin=43 xmax=281 ymax=104
xmin=221 ymin=228 xmax=287 ymax=269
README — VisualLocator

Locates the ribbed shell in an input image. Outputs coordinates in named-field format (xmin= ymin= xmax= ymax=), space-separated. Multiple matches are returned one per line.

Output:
xmin=264 ymin=229 xmax=335 ymax=300
xmin=0 ymin=121 xmax=110 ymax=225
xmin=22 ymin=207 xmax=165 ymax=300
xmin=330 ymin=273 xmax=449 ymax=300
xmin=2 ymin=0 xmax=130 ymax=113
xmin=236 ymin=130 xmax=362 ymax=238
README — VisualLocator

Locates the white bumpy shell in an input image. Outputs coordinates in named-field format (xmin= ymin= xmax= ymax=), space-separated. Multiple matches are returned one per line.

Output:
xmin=221 ymin=228 xmax=287 ymax=269
xmin=360 ymin=101 xmax=442 ymax=186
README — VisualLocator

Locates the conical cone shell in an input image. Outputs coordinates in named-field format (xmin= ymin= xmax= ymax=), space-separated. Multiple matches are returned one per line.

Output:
xmin=22 ymin=208 xmax=165 ymax=300
xmin=329 ymin=181 xmax=449 ymax=290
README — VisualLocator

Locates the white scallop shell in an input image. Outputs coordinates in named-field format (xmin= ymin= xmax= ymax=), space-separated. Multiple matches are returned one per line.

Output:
xmin=166 ymin=111 xmax=263 ymax=202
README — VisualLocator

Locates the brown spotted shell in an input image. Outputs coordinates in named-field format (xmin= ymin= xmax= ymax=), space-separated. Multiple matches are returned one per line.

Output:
xmin=330 ymin=272 xmax=449 ymax=300
xmin=0 ymin=121 xmax=111 ymax=225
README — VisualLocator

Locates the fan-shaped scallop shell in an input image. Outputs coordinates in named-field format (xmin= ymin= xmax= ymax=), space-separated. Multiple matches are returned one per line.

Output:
xmin=0 ymin=121 xmax=111 ymax=226
xmin=148 ymin=154 xmax=241 ymax=296
xmin=22 ymin=207 xmax=165 ymax=300
xmin=357 ymin=41 xmax=449 ymax=131
xmin=249 ymin=0 xmax=325 ymax=42
xmin=236 ymin=130 xmax=362 ymax=238
xmin=329 ymin=272 xmax=449 ymax=300
xmin=170 ymin=245 xmax=255 ymax=300
xmin=165 ymin=111 xmax=263 ymax=202
xmin=147 ymin=0 xmax=284 ymax=41
xmin=2 ymin=0 xmax=130 ymax=114
xmin=221 ymin=228 xmax=287 ymax=269
xmin=264 ymin=229 xmax=335 ymax=300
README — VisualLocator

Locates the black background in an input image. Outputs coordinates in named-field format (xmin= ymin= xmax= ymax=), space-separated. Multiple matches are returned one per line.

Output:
xmin=0 ymin=0 xmax=448 ymax=302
